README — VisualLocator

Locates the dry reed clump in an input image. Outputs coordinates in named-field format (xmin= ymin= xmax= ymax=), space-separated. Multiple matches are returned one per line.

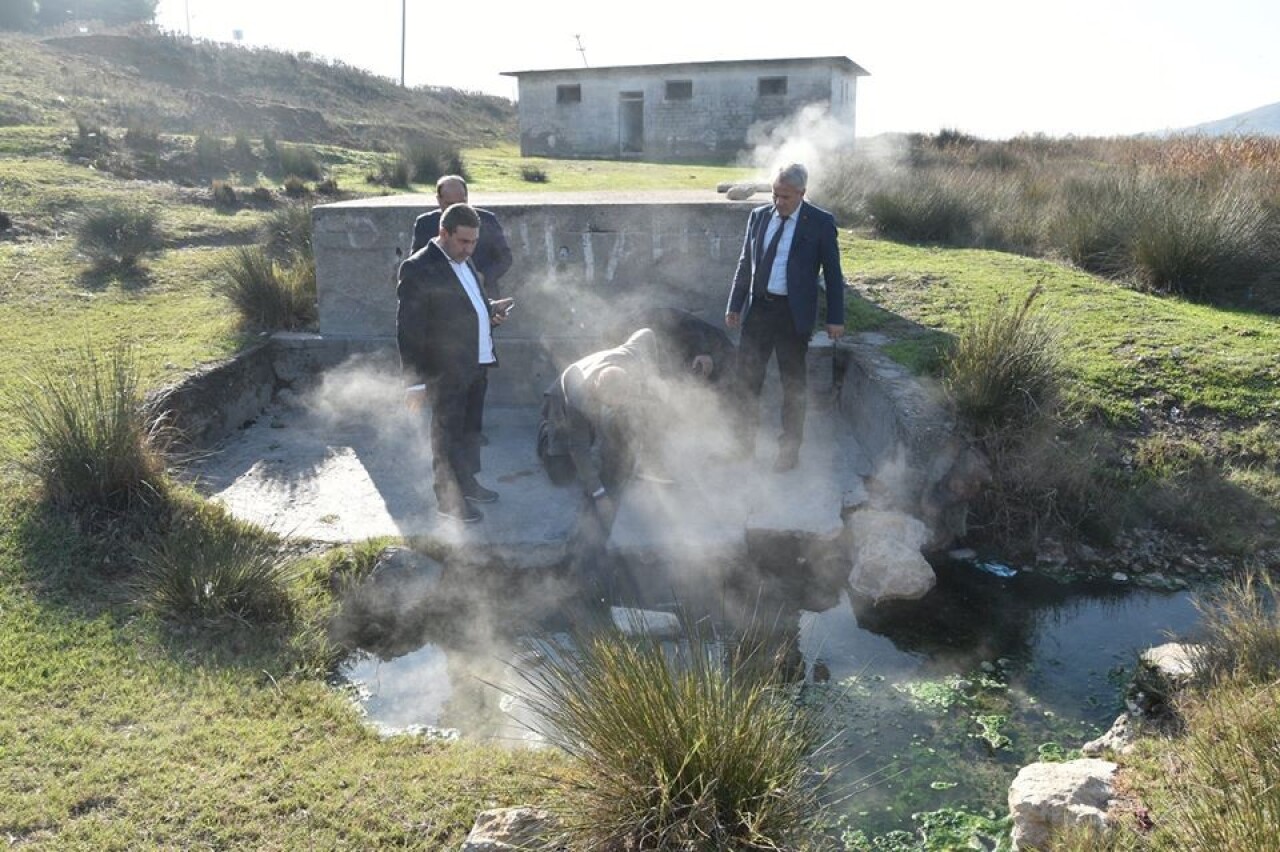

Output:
xmin=512 ymin=621 xmax=830 ymax=851
xmin=824 ymin=132 xmax=1280 ymax=303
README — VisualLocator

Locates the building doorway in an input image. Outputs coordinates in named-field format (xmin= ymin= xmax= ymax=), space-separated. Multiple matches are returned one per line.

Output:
xmin=619 ymin=91 xmax=643 ymax=155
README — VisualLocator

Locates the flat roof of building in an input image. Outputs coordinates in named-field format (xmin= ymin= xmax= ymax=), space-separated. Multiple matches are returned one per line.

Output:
xmin=502 ymin=55 xmax=869 ymax=78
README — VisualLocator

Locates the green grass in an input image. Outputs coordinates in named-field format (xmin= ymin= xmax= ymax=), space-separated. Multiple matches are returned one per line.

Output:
xmin=461 ymin=142 xmax=754 ymax=192
xmin=0 ymin=490 xmax=568 ymax=848
xmin=844 ymin=236 xmax=1280 ymax=425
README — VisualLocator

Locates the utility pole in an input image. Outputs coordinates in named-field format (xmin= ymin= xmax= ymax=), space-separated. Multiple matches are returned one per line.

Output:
xmin=574 ymin=34 xmax=588 ymax=67
xmin=185 ymin=0 xmax=191 ymax=36
xmin=400 ymin=0 xmax=407 ymax=87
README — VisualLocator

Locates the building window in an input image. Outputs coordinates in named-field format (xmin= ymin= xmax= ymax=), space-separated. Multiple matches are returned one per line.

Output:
xmin=556 ymin=84 xmax=582 ymax=104
xmin=665 ymin=80 xmax=693 ymax=101
xmin=758 ymin=76 xmax=787 ymax=97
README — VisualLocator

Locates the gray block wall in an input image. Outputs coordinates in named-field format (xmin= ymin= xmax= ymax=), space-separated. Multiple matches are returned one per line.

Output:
xmin=313 ymin=191 xmax=760 ymax=403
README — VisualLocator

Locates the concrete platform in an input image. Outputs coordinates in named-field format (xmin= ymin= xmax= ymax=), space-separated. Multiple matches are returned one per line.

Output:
xmin=185 ymin=374 xmax=871 ymax=570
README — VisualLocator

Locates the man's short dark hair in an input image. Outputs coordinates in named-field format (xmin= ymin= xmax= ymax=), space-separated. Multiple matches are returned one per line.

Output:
xmin=440 ymin=202 xmax=481 ymax=232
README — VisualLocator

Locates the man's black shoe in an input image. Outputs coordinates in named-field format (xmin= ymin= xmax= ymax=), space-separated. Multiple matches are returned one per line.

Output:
xmin=463 ymin=482 xmax=499 ymax=504
xmin=438 ymin=503 xmax=483 ymax=523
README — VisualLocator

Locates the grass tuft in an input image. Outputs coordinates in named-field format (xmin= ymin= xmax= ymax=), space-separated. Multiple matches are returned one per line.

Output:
xmin=135 ymin=504 xmax=297 ymax=624
xmin=944 ymin=286 xmax=1062 ymax=437
xmin=260 ymin=202 xmax=313 ymax=260
xmin=5 ymin=344 xmax=168 ymax=517
xmin=75 ymin=200 xmax=164 ymax=268
xmin=218 ymin=246 xmax=317 ymax=331
xmin=513 ymin=619 xmax=829 ymax=851
xmin=1189 ymin=569 xmax=1280 ymax=687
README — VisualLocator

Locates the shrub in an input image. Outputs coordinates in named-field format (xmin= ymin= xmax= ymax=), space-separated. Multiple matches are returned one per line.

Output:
xmin=231 ymin=131 xmax=256 ymax=166
xmin=1053 ymin=174 xmax=1140 ymax=278
xmin=282 ymin=175 xmax=309 ymax=198
xmin=520 ymin=165 xmax=548 ymax=183
xmin=194 ymin=131 xmax=223 ymax=171
xmin=70 ymin=116 xmax=110 ymax=156
xmin=219 ymin=246 xmax=316 ymax=330
xmin=277 ymin=144 xmax=322 ymax=180
xmin=315 ymin=176 xmax=339 ymax=196
xmin=0 ymin=210 xmax=11 ymax=230
xmin=404 ymin=141 xmax=467 ymax=185
xmin=261 ymin=203 xmax=312 ymax=260
xmin=1128 ymin=174 xmax=1278 ymax=297
xmin=261 ymin=132 xmax=278 ymax=161
xmin=866 ymin=172 xmax=984 ymax=244
xmin=75 ymin=201 xmax=164 ymax=267
xmin=7 ymin=344 xmax=167 ymax=516
xmin=135 ymin=504 xmax=296 ymax=623
xmin=512 ymin=620 xmax=828 ymax=850
xmin=944 ymin=286 xmax=1062 ymax=438
xmin=123 ymin=117 xmax=160 ymax=151
xmin=249 ymin=185 xmax=274 ymax=204
xmin=368 ymin=155 xmax=411 ymax=188
xmin=211 ymin=179 xmax=237 ymax=208
xmin=1155 ymin=679 xmax=1280 ymax=851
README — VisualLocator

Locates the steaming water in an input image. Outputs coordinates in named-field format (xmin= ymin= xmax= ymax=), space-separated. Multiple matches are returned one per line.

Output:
xmin=339 ymin=560 xmax=1200 ymax=838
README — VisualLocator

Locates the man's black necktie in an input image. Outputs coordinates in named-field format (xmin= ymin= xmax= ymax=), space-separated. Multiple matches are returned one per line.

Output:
xmin=755 ymin=215 xmax=789 ymax=292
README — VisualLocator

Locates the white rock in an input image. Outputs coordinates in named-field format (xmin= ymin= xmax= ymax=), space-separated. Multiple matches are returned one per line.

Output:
xmin=610 ymin=606 xmax=681 ymax=638
xmin=1008 ymin=759 xmax=1117 ymax=851
xmin=1082 ymin=713 xmax=1137 ymax=757
xmin=459 ymin=807 xmax=557 ymax=851
xmin=847 ymin=509 xmax=936 ymax=603
xmin=1141 ymin=642 xmax=1201 ymax=683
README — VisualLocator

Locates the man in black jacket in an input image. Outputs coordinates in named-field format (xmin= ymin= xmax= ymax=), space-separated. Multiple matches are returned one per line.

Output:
xmin=410 ymin=175 xmax=514 ymax=448
xmin=409 ymin=175 xmax=513 ymax=294
xmin=397 ymin=203 xmax=513 ymax=523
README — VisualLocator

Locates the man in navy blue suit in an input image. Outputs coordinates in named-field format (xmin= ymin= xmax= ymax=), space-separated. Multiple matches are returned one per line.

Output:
xmin=725 ymin=162 xmax=845 ymax=472
xmin=410 ymin=175 xmax=513 ymax=292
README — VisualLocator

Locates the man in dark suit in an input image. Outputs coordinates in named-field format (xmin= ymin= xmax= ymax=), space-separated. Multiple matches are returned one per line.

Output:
xmin=725 ymin=162 xmax=846 ymax=472
xmin=397 ymin=203 xmax=513 ymax=523
xmin=410 ymin=175 xmax=514 ymax=448
xmin=409 ymin=175 xmax=513 ymax=293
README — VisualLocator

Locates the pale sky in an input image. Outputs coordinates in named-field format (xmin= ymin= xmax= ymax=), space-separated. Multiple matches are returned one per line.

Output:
xmin=153 ymin=0 xmax=1278 ymax=139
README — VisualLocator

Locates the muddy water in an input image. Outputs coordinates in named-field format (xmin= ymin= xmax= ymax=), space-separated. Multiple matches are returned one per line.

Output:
xmin=338 ymin=559 xmax=1200 ymax=839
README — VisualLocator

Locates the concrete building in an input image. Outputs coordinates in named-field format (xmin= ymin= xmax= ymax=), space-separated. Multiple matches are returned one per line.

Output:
xmin=501 ymin=56 xmax=868 ymax=163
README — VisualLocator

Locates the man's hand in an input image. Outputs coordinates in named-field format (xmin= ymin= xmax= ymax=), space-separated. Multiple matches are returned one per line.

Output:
xmin=405 ymin=386 xmax=427 ymax=412
xmin=725 ymin=311 xmax=741 ymax=330
xmin=691 ymin=354 xmax=713 ymax=376
xmin=490 ymin=298 xmax=515 ymax=326
xmin=826 ymin=324 xmax=845 ymax=340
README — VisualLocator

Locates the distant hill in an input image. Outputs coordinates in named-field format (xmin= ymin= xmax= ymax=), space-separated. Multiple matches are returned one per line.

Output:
xmin=0 ymin=30 xmax=515 ymax=150
xmin=1176 ymin=101 xmax=1280 ymax=136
